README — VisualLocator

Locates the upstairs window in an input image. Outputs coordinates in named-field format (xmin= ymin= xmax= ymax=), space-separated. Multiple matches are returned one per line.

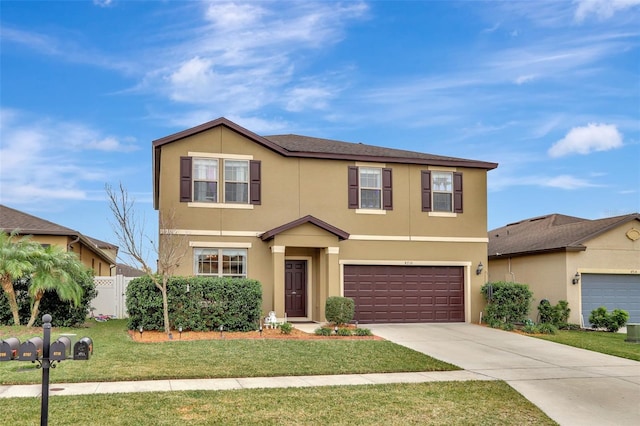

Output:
xmin=180 ymin=156 xmax=261 ymax=205
xmin=194 ymin=248 xmax=247 ymax=277
xmin=359 ymin=167 xmax=382 ymax=209
xmin=224 ymin=160 xmax=249 ymax=203
xmin=432 ymin=172 xmax=453 ymax=212
xmin=348 ymin=166 xmax=393 ymax=211
xmin=193 ymin=158 xmax=218 ymax=202
xmin=421 ymin=170 xmax=463 ymax=213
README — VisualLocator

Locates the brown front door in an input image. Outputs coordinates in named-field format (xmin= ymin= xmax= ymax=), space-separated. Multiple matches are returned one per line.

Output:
xmin=285 ymin=260 xmax=307 ymax=317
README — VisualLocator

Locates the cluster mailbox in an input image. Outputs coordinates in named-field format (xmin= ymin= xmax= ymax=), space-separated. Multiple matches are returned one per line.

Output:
xmin=0 ymin=337 xmax=21 ymax=361
xmin=0 ymin=335 xmax=93 ymax=362
xmin=50 ymin=336 xmax=72 ymax=361
xmin=73 ymin=337 xmax=93 ymax=360
xmin=19 ymin=337 xmax=44 ymax=361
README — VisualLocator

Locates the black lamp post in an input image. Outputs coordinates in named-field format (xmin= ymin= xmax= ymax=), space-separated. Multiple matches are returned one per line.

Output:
xmin=178 ymin=327 xmax=183 ymax=339
xmin=139 ymin=326 xmax=143 ymax=340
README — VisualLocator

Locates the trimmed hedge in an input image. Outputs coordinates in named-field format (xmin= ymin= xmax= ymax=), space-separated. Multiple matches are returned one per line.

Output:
xmin=481 ymin=281 xmax=533 ymax=327
xmin=126 ymin=276 xmax=262 ymax=332
xmin=0 ymin=269 xmax=96 ymax=327
xmin=325 ymin=296 xmax=355 ymax=325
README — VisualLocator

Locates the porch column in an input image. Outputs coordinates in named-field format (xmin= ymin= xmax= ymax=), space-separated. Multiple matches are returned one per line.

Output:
xmin=271 ymin=245 xmax=286 ymax=316
xmin=321 ymin=247 xmax=340 ymax=321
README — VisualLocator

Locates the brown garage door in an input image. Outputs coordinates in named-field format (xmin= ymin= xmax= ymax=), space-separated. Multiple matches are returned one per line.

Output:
xmin=344 ymin=265 xmax=464 ymax=323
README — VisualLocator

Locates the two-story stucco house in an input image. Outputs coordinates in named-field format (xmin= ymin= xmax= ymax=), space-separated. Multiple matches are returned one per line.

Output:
xmin=152 ymin=117 xmax=498 ymax=324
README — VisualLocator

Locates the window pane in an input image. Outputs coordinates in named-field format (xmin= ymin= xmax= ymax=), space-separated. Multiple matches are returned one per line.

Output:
xmin=222 ymin=249 xmax=247 ymax=277
xmin=433 ymin=192 xmax=452 ymax=212
xmin=360 ymin=189 xmax=381 ymax=209
xmin=194 ymin=159 xmax=217 ymax=180
xmin=432 ymin=172 xmax=452 ymax=191
xmin=359 ymin=168 xmax=381 ymax=188
xmin=195 ymin=249 xmax=219 ymax=275
xmin=225 ymin=160 xmax=248 ymax=182
xmin=225 ymin=182 xmax=248 ymax=203
xmin=194 ymin=181 xmax=217 ymax=202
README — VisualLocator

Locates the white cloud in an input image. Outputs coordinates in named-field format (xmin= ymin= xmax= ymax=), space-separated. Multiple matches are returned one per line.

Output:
xmin=0 ymin=109 xmax=139 ymax=204
xmin=548 ymin=123 xmax=623 ymax=157
xmin=544 ymin=174 xmax=601 ymax=189
xmin=205 ymin=2 xmax=267 ymax=29
xmin=514 ymin=74 xmax=536 ymax=85
xmin=574 ymin=0 xmax=640 ymax=22
xmin=93 ymin=0 xmax=113 ymax=7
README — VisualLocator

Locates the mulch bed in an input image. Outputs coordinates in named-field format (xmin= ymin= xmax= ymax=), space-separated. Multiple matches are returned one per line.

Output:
xmin=129 ymin=325 xmax=383 ymax=342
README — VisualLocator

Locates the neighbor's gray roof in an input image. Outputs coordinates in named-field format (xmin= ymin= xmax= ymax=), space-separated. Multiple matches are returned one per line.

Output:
xmin=0 ymin=204 xmax=117 ymax=263
xmin=488 ymin=213 xmax=640 ymax=258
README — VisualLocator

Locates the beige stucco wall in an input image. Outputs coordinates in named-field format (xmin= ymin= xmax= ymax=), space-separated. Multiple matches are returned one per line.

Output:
xmin=157 ymin=125 xmax=491 ymax=323
xmin=488 ymin=220 xmax=640 ymax=324
xmin=23 ymin=234 xmax=113 ymax=276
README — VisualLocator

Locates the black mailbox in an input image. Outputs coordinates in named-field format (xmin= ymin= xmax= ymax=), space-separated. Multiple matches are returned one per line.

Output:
xmin=0 ymin=337 xmax=20 ymax=361
xmin=73 ymin=337 xmax=93 ymax=360
xmin=50 ymin=336 xmax=71 ymax=361
xmin=18 ymin=337 xmax=43 ymax=361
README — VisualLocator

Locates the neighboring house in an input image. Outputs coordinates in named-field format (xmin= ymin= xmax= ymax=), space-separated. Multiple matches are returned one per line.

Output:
xmin=153 ymin=117 xmax=498 ymax=324
xmin=488 ymin=213 xmax=640 ymax=326
xmin=0 ymin=204 xmax=117 ymax=276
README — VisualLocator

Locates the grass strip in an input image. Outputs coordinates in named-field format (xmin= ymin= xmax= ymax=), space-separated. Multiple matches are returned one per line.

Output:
xmin=1 ymin=320 xmax=457 ymax=385
xmin=530 ymin=329 xmax=640 ymax=361
xmin=2 ymin=381 xmax=556 ymax=425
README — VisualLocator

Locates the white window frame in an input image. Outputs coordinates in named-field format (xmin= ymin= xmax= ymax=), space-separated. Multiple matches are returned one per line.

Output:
xmin=359 ymin=167 xmax=382 ymax=209
xmin=224 ymin=159 xmax=249 ymax=204
xmin=193 ymin=158 xmax=218 ymax=203
xmin=432 ymin=171 xmax=453 ymax=212
xmin=194 ymin=248 xmax=248 ymax=278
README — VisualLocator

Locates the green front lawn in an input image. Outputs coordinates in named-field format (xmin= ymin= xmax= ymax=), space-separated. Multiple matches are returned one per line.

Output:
xmin=1 ymin=319 xmax=457 ymax=385
xmin=530 ymin=329 xmax=640 ymax=361
xmin=2 ymin=382 xmax=557 ymax=425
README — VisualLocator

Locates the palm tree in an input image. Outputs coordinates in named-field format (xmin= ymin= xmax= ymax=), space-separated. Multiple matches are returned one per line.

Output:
xmin=26 ymin=244 xmax=86 ymax=327
xmin=0 ymin=231 xmax=40 ymax=325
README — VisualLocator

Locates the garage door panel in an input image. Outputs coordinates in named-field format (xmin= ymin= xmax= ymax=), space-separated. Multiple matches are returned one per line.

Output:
xmin=582 ymin=274 xmax=640 ymax=326
xmin=344 ymin=265 xmax=465 ymax=323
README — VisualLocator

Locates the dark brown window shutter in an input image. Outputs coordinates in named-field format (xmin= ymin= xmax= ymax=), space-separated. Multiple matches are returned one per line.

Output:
xmin=453 ymin=172 xmax=463 ymax=213
xmin=348 ymin=166 xmax=359 ymax=209
xmin=180 ymin=156 xmax=192 ymax=202
xmin=250 ymin=160 xmax=261 ymax=205
xmin=421 ymin=170 xmax=431 ymax=212
xmin=382 ymin=168 xmax=393 ymax=210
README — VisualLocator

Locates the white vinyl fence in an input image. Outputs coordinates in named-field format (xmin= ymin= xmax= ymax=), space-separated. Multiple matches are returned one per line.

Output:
xmin=92 ymin=275 xmax=136 ymax=319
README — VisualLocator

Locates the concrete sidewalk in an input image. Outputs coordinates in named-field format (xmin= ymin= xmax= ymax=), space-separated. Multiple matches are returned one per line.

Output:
xmin=365 ymin=323 xmax=640 ymax=426
xmin=0 ymin=370 xmax=493 ymax=399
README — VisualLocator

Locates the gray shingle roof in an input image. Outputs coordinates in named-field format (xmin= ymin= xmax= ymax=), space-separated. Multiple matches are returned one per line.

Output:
xmin=488 ymin=213 xmax=640 ymax=258
xmin=0 ymin=204 xmax=117 ymax=263
xmin=0 ymin=204 xmax=78 ymax=236
xmin=264 ymin=134 xmax=476 ymax=164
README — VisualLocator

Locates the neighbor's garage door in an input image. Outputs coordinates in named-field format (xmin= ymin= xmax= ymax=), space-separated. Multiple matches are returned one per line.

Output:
xmin=343 ymin=265 xmax=464 ymax=323
xmin=582 ymin=274 xmax=640 ymax=326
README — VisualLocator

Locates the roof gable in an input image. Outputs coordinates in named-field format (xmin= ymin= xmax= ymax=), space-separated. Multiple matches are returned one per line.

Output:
xmin=260 ymin=215 xmax=349 ymax=241
xmin=0 ymin=204 xmax=117 ymax=264
xmin=488 ymin=213 xmax=640 ymax=258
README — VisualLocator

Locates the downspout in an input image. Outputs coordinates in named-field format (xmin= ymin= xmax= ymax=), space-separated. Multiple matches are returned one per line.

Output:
xmin=508 ymin=257 xmax=516 ymax=282
xmin=67 ymin=235 xmax=80 ymax=252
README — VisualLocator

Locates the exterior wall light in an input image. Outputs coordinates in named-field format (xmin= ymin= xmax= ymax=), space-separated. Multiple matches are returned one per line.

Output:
xmin=476 ymin=262 xmax=484 ymax=275
xmin=572 ymin=272 xmax=580 ymax=285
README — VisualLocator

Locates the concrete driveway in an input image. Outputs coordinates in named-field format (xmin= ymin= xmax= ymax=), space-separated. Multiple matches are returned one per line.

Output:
xmin=366 ymin=323 xmax=640 ymax=426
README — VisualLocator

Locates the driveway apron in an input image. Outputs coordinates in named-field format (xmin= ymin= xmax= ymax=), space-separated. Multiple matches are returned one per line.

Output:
xmin=366 ymin=323 xmax=640 ymax=426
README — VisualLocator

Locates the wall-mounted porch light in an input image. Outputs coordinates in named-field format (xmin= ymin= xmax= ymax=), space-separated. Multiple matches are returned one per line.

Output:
xmin=476 ymin=262 xmax=484 ymax=275
xmin=572 ymin=272 xmax=580 ymax=285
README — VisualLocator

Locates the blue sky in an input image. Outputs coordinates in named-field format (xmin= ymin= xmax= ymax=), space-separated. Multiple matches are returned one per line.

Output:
xmin=1 ymin=0 xmax=639 ymax=261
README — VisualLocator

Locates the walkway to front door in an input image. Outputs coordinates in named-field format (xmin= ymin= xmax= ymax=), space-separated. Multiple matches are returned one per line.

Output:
xmin=285 ymin=260 xmax=307 ymax=317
